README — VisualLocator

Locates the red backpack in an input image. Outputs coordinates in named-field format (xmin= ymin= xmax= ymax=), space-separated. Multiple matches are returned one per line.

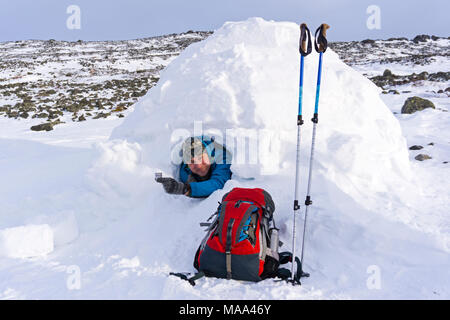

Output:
xmin=170 ymin=187 xmax=303 ymax=285
xmin=194 ymin=187 xmax=278 ymax=281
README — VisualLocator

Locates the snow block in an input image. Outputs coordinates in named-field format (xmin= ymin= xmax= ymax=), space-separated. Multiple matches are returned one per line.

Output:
xmin=0 ymin=224 xmax=54 ymax=258
xmin=51 ymin=211 xmax=79 ymax=247
xmin=23 ymin=211 xmax=79 ymax=247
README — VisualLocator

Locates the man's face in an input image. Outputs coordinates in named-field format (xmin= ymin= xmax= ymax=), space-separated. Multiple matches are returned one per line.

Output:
xmin=187 ymin=152 xmax=211 ymax=177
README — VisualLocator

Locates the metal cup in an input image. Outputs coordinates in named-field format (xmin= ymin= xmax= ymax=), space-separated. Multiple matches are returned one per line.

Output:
xmin=269 ymin=228 xmax=280 ymax=261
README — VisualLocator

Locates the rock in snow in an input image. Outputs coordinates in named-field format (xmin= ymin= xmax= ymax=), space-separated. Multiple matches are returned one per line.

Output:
xmin=401 ymin=96 xmax=436 ymax=114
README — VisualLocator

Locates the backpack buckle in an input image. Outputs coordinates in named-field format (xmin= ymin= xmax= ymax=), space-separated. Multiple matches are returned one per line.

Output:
xmin=225 ymin=250 xmax=232 ymax=280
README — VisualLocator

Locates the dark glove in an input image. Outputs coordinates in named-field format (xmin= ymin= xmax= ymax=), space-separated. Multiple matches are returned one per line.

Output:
xmin=156 ymin=177 xmax=188 ymax=195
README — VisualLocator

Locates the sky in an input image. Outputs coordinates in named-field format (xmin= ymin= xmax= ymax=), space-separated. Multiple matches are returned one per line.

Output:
xmin=0 ymin=0 xmax=448 ymax=42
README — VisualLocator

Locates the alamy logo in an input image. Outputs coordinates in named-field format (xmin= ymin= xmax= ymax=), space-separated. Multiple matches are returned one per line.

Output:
xmin=66 ymin=265 xmax=81 ymax=290
xmin=366 ymin=265 xmax=381 ymax=290
xmin=66 ymin=5 xmax=81 ymax=30
xmin=170 ymin=121 xmax=283 ymax=175
xmin=366 ymin=5 xmax=381 ymax=30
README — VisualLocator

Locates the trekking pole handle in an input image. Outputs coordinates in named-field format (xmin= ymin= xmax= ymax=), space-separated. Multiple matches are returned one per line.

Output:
xmin=299 ymin=23 xmax=312 ymax=56
xmin=314 ymin=23 xmax=330 ymax=53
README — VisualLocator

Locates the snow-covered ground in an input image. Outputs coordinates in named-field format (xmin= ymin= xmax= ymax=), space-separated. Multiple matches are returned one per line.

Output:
xmin=0 ymin=31 xmax=210 ymax=128
xmin=0 ymin=18 xmax=449 ymax=300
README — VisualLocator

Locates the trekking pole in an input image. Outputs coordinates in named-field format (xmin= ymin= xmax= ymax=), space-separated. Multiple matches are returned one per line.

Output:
xmin=290 ymin=23 xmax=312 ymax=284
xmin=298 ymin=23 xmax=330 ymax=277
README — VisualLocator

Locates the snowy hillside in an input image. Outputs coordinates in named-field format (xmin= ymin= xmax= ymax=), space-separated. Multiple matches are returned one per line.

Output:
xmin=0 ymin=31 xmax=210 ymax=131
xmin=0 ymin=18 xmax=449 ymax=300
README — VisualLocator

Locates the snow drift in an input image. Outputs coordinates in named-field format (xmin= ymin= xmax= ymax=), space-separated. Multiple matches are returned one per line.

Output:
xmin=107 ymin=17 xmax=411 ymax=212
xmin=78 ymin=19 xmax=450 ymax=298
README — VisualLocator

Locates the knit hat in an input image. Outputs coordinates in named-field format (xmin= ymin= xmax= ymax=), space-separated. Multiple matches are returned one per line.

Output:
xmin=182 ymin=137 xmax=207 ymax=164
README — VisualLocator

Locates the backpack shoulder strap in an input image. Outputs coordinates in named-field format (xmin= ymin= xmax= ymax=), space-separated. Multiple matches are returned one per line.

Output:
xmin=276 ymin=252 xmax=310 ymax=285
xmin=169 ymin=271 xmax=205 ymax=286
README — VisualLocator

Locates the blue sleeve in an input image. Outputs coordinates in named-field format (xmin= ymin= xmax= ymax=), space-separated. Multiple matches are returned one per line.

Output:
xmin=179 ymin=163 xmax=189 ymax=183
xmin=188 ymin=163 xmax=232 ymax=198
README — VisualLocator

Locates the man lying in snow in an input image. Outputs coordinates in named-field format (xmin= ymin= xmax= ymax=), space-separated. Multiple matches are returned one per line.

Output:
xmin=156 ymin=136 xmax=232 ymax=198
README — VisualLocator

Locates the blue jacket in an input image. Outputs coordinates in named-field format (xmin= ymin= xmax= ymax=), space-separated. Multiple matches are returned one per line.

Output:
xmin=179 ymin=137 xmax=232 ymax=198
